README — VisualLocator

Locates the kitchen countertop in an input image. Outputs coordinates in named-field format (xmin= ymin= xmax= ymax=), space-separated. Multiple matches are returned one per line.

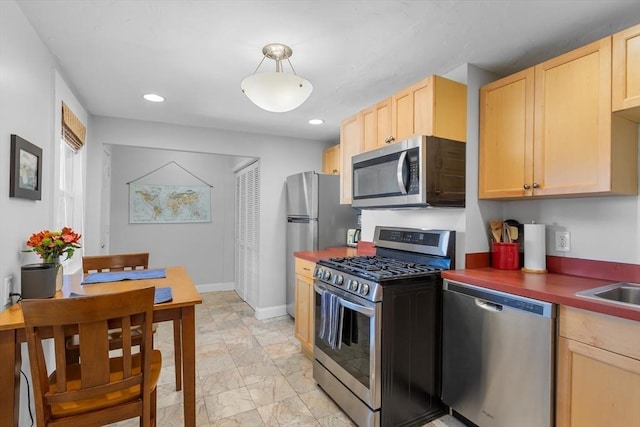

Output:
xmin=294 ymin=243 xmax=374 ymax=263
xmin=443 ymin=268 xmax=640 ymax=322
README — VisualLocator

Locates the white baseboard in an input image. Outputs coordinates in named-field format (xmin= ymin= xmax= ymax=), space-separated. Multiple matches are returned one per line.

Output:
xmin=196 ymin=282 xmax=235 ymax=293
xmin=254 ymin=305 xmax=288 ymax=320
xmin=194 ymin=284 xmax=289 ymax=320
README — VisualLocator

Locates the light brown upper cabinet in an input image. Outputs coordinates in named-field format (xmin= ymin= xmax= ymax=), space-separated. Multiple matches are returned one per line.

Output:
xmin=339 ymin=114 xmax=363 ymax=204
xmin=479 ymin=36 xmax=638 ymax=199
xmin=322 ymin=144 xmax=340 ymax=175
xmin=391 ymin=75 xmax=467 ymax=143
xmin=362 ymin=97 xmax=392 ymax=151
xmin=479 ymin=68 xmax=535 ymax=199
xmin=612 ymin=24 xmax=640 ymax=122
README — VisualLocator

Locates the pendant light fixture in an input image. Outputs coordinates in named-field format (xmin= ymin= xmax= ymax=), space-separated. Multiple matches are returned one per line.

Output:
xmin=241 ymin=43 xmax=313 ymax=113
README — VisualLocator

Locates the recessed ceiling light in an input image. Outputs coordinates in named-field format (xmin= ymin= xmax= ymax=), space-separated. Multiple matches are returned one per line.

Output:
xmin=308 ymin=119 xmax=324 ymax=125
xmin=143 ymin=93 xmax=165 ymax=102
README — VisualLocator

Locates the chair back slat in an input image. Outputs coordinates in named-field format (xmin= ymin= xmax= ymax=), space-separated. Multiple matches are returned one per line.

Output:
xmin=82 ymin=253 xmax=149 ymax=273
xmin=22 ymin=287 xmax=157 ymax=426
xmin=121 ymin=316 xmax=133 ymax=377
xmin=52 ymin=326 xmax=68 ymax=392
xmin=79 ymin=320 xmax=111 ymax=387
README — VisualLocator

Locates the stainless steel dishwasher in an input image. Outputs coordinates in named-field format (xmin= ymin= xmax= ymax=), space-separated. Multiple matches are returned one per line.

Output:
xmin=441 ymin=279 xmax=556 ymax=427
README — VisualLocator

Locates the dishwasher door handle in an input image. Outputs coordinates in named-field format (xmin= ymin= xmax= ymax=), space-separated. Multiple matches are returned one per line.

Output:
xmin=475 ymin=298 xmax=503 ymax=312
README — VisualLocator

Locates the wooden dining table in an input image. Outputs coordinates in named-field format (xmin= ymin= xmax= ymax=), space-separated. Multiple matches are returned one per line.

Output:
xmin=0 ymin=265 xmax=202 ymax=427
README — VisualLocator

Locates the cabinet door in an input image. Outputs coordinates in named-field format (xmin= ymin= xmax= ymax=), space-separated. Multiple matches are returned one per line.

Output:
xmin=479 ymin=69 xmax=535 ymax=199
xmin=362 ymin=98 xmax=392 ymax=151
xmin=613 ymin=24 xmax=640 ymax=121
xmin=391 ymin=84 xmax=415 ymax=142
xmin=416 ymin=75 xmax=467 ymax=142
xmin=339 ymin=114 xmax=362 ymax=204
xmin=322 ymin=144 xmax=340 ymax=175
xmin=533 ymin=37 xmax=613 ymax=196
xmin=556 ymin=336 xmax=640 ymax=427
xmin=294 ymin=273 xmax=313 ymax=358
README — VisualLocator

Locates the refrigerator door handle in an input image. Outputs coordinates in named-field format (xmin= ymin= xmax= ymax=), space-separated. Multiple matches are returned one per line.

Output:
xmin=288 ymin=217 xmax=312 ymax=223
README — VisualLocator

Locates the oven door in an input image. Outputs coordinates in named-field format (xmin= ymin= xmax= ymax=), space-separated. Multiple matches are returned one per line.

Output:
xmin=314 ymin=281 xmax=381 ymax=409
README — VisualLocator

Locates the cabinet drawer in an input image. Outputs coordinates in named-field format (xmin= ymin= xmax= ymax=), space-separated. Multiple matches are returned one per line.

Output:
xmin=295 ymin=257 xmax=316 ymax=279
xmin=559 ymin=306 xmax=640 ymax=359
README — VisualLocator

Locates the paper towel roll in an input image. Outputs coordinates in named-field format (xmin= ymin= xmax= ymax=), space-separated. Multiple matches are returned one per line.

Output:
xmin=523 ymin=223 xmax=547 ymax=273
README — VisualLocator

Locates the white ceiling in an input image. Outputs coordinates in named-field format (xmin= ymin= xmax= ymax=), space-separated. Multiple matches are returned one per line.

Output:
xmin=16 ymin=0 xmax=640 ymax=144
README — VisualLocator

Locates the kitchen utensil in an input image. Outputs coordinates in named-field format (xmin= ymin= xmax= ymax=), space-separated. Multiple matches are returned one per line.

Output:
xmin=490 ymin=220 xmax=503 ymax=242
xmin=504 ymin=219 xmax=521 ymax=241
xmin=503 ymin=222 xmax=512 ymax=243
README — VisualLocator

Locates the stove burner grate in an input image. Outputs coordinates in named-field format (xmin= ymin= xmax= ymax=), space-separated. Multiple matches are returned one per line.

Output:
xmin=321 ymin=255 xmax=442 ymax=281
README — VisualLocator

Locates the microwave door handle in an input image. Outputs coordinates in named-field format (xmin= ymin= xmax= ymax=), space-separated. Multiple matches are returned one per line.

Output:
xmin=396 ymin=151 xmax=408 ymax=195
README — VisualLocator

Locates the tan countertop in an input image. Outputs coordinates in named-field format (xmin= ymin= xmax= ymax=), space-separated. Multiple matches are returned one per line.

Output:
xmin=443 ymin=268 xmax=640 ymax=322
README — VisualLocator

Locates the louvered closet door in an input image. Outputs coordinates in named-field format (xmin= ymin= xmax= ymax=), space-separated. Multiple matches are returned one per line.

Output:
xmin=235 ymin=161 xmax=260 ymax=308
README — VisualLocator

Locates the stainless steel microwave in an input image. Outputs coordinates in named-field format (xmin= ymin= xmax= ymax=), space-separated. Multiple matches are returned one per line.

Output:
xmin=351 ymin=135 xmax=466 ymax=208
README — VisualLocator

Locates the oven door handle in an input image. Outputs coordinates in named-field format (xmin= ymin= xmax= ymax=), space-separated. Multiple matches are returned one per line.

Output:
xmin=339 ymin=298 xmax=375 ymax=317
xmin=314 ymin=283 xmax=375 ymax=317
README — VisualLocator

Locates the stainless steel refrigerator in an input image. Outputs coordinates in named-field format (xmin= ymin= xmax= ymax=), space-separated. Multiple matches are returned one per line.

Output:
xmin=286 ymin=171 xmax=357 ymax=317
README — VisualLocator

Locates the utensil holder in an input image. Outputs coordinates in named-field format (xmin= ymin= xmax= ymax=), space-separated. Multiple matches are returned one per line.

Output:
xmin=491 ymin=242 xmax=520 ymax=270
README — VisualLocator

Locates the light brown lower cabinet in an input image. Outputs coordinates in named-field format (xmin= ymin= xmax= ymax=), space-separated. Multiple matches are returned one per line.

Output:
xmin=294 ymin=257 xmax=316 ymax=358
xmin=556 ymin=306 xmax=640 ymax=427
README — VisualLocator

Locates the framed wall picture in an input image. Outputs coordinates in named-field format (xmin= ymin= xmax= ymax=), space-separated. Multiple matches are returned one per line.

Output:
xmin=10 ymin=134 xmax=42 ymax=200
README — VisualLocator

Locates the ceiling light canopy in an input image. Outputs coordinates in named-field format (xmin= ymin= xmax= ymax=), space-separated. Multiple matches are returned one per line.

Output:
xmin=241 ymin=43 xmax=313 ymax=113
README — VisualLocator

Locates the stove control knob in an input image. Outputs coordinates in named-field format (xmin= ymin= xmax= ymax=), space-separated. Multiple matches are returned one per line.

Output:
xmin=333 ymin=275 xmax=344 ymax=286
xmin=359 ymin=283 xmax=370 ymax=296
xmin=323 ymin=270 xmax=332 ymax=281
xmin=314 ymin=267 xmax=322 ymax=278
xmin=349 ymin=280 xmax=359 ymax=292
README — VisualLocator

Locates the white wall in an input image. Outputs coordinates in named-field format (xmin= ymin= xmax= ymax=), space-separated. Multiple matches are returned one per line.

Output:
xmin=107 ymin=145 xmax=239 ymax=286
xmin=88 ymin=116 xmax=327 ymax=315
xmin=0 ymin=2 xmax=89 ymax=425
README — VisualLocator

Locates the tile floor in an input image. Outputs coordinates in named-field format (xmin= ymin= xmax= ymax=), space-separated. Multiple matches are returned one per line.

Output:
xmin=112 ymin=291 xmax=466 ymax=426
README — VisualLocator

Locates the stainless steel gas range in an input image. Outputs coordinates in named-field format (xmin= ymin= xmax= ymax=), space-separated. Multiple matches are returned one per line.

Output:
xmin=312 ymin=226 xmax=455 ymax=427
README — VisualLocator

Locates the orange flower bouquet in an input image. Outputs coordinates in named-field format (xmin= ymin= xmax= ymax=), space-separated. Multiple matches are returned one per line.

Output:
xmin=25 ymin=227 xmax=82 ymax=264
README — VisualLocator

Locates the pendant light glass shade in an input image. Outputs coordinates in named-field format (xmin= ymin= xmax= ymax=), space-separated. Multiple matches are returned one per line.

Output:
xmin=241 ymin=43 xmax=313 ymax=113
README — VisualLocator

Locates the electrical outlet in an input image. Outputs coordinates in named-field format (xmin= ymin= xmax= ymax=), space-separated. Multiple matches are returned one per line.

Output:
xmin=555 ymin=231 xmax=571 ymax=252
xmin=2 ymin=275 xmax=13 ymax=307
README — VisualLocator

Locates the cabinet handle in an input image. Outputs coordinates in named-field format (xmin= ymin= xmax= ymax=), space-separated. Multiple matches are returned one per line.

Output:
xmin=523 ymin=184 xmax=531 ymax=190
xmin=333 ymin=169 xmax=338 ymax=174
xmin=384 ymin=136 xmax=395 ymax=144
xmin=532 ymin=182 xmax=539 ymax=189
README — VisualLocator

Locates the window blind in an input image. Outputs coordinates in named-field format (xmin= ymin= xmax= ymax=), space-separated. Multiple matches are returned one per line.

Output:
xmin=61 ymin=102 xmax=86 ymax=151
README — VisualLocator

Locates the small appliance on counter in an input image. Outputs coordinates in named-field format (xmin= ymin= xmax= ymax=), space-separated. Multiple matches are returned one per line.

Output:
xmin=346 ymin=228 xmax=360 ymax=247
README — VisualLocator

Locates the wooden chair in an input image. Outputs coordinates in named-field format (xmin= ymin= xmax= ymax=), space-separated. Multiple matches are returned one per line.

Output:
xmin=82 ymin=252 xmax=150 ymax=273
xmin=82 ymin=253 xmax=183 ymax=391
xmin=22 ymin=287 xmax=162 ymax=427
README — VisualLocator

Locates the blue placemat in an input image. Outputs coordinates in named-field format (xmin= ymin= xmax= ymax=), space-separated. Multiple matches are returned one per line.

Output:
xmin=69 ymin=287 xmax=172 ymax=304
xmin=154 ymin=287 xmax=173 ymax=304
xmin=82 ymin=268 xmax=166 ymax=284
